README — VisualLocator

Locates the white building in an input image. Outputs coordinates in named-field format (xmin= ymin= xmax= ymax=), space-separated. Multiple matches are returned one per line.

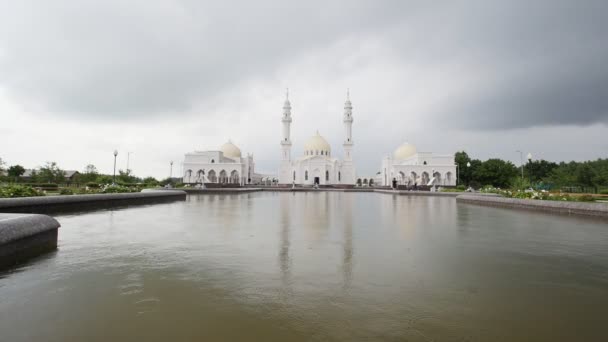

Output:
xmin=183 ymin=141 xmax=263 ymax=185
xmin=380 ymin=143 xmax=456 ymax=187
xmin=278 ymin=91 xmax=356 ymax=186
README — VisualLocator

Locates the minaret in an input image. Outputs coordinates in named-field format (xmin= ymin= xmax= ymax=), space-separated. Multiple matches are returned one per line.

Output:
xmin=281 ymin=88 xmax=292 ymax=160
xmin=343 ymin=89 xmax=353 ymax=161
xmin=279 ymin=89 xmax=292 ymax=184
xmin=342 ymin=89 xmax=355 ymax=184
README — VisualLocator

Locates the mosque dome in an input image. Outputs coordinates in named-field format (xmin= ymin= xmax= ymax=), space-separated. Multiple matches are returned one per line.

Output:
xmin=304 ymin=132 xmax=331 ymax=157
xmin=393 ymin=142 xmax=417 ymax=160
xmin=220 ymin=141 xmax=242 ymax=159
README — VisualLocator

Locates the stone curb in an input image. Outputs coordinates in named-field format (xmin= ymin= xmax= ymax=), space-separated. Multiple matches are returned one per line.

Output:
xmin=0 ymin=213 xmax=60 ymax=245
xmin=0 ymin=190 xmax=187 ymax=213
xmin=456 ymin=194 xmax=608 ymax=219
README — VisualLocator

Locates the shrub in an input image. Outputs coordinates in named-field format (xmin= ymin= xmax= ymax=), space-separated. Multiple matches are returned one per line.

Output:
xmin=100 ymin=184 xmax=139 ymax=194
xmin=86 ymin=182 xmax=100 ymax=188
xmin=23 ymin=183 xmax=58 ymax=189
xmin=0 ymin=184 xmax=45 ymax=198
xmin=577 ymin=194 xmax=595 ymax=202
xmin=599 ymin=189 xmax=608 ymax=195
xmin=456 ymin=185 xmax=466 ymax=190
xmin=59 ymin=188 xmax=74 ymax=195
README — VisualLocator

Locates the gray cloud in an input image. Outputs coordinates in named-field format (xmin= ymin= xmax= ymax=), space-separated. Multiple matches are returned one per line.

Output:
xmin=1 ymin=0 xmax=607 ymax=178
xmin=0 ymin=0 xmax=415 ymax=118
xmin=1 ymin=1 xmax=606 ymax=129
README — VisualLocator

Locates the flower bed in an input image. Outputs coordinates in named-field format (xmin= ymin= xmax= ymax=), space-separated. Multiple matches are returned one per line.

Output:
xmin=480 ymin=187 xmax=596 ymax=202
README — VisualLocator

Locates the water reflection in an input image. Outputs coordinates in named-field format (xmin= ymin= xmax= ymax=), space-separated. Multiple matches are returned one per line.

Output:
xmin=1 ymin=192 xmax=608 ymax=341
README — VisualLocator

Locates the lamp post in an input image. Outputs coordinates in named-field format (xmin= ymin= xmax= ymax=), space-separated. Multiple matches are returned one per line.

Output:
xmin=516 ymin=150 xmax=523 ymax=180
xmin=126 ymin=152 xmax=133 ymax=175
xmin=169 ymin=161 xmax=173 ymax=179
xmin=113 ymin=150 xmax=118 ymax=184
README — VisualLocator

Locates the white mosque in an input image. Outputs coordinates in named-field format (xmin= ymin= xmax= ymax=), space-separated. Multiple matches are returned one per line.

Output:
xmin=278 ymin=91 xmax=356 ymax=186
xmin=181 ymin=90 xmax=457 ymax=188
xmin=377 ymin=143 xmax=457 ymax=187
xmin=182 ymin=141 xmax=265 ymax=185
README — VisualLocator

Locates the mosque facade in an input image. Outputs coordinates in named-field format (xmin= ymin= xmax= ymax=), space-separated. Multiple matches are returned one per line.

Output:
xmin=379 ymin=143 xmax=457 ymax=187
xmin=278 ymin=92 xmax=356 ymax=186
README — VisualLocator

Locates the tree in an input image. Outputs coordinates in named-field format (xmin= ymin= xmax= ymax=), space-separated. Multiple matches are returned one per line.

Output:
xmin=575 ymin=164 xmax=596 ymax=187
xmin=143 ymin=176 xmax=159 ymax=185
xmin=7 ymin=165 xmax=26 ymax=182
xmin=0 ymin=157 xmax=5 ymax=173
xmin=36 ymin=162 xmax=65 ymax=184
xmin=526 ymin=159 xmax=558 ymax=183
xmin=117 ymin=169 xmax=136 ymax=183
xmin=80 ymin=164 xmax=100 ymax=183
xmin=455 ymin=151 xmax=472 ymax=185
xmin=472 ymin=158 xmax=518 ymax=188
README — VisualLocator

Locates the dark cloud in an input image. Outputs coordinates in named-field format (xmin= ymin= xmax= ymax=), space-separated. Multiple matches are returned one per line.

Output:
xmin=0 ymin=0 xmax=415 ymax=118
xmin=0 ymin=0 xmax=606 ymax=130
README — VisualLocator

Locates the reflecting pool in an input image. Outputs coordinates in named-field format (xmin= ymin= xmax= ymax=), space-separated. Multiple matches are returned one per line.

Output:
xmin=1 ymin=192 xmax=607 ymax=341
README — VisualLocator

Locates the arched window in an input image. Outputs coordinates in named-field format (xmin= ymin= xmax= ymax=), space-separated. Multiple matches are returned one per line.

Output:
xmin=305 ymin=170 xmax=308 ymax=181
xmin=211 ymin=159 xmax=215 ymax=163
xmin=423 ymin=161 xmax=427 ymax=165
xmin=325 ymin=170 xmax=329 ymax=181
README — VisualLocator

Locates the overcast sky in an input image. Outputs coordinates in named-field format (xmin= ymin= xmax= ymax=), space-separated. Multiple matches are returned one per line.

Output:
xmin=1 ymin=0 xmax=607 ymax=179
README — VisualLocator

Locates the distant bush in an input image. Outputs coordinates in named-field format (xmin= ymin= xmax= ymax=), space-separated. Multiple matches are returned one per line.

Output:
xmin=441 ymin=188 xmax=464 ymax=193
xmin=577 ymin=194 xmax=595 ymax=202
xmin=0 ymin=184 xmax=45 ymax=198
xmin=86 ymin=182 xmax=100 ymax=188
xmin=23 ymin=183 xmax=58 ymax=189
xmin=100 ymin=184 xmax=140 ymax=194
xmin=599 ymin=189 xmax=608 ymax=195
xmin=456 ymin=185 xmax=466 ymax=190
xmin=59 ymin=188 xmax=74 ymax=195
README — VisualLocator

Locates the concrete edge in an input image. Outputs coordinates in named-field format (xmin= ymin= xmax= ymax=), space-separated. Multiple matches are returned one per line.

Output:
xmin=0 ymin=213 xmax=60 ymax=245
xmin=456 ymin=194 xmax=608 ymax=219
xmin=0 ymin=190 xmax=187 ymax=212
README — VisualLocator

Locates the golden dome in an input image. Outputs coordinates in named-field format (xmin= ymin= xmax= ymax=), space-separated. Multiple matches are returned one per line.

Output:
xmin=220 ymin=141 xmax=242 ymax=159
xmin=394 ymin=142 xmax=417 ymax=160
xmin=304 ymin=132 xmax=331 ymax=157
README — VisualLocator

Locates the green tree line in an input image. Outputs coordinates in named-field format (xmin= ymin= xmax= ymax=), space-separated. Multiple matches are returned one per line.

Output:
xmin=455 ymin=151 xmax=608 ymax=190
xmin=0 ymin=160 xmax=159 ymax=185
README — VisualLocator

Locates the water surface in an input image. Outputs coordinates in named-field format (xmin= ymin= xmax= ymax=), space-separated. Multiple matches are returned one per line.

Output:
xmin=1 ymin=192 xmax=607 ymax=341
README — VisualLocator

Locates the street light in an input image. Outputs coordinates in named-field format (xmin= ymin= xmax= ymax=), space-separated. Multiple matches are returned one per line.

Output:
xmin=170 ymin=161 xmax=174 ymax=179
xmin=516 ymin=150 xmax=524 ymax=180
xmin=113 ymin=150 xmax=118 ymax=184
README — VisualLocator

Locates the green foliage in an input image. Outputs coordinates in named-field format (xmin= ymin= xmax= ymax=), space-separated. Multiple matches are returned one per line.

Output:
xmin=7 ymin=165 xmax=26 ymax=180
xmin=117 ymin=169 xmax=142 ymax=184
xmin=142 ymin=176 xmax=159 ymax=185
xmin=525 ymin=159 xmax=558 ymax=183
xmin=100 ymin=184 xmax=140 ymax=193
xmin=456 ymin=185 xmax=466 ymax=190
xmin=36 ymin=162 xmax=65 ymax=184
xmin=472 ymin=159 xmax=518 ymax=188
xmin=80 ymin=164 xmax=100 ymax=183
xmin=456 ymin=151 xmax=608 ymax=191
xmin=440 ymin=188 xmax=464 ymax=192
xmin=481 ymin=187 xmax=597 ymax=202
xmin=86 ymin=182 xmax=100 ymax=188
xmin=510 ymin=177 xmax=531 ymax=191
xmin=59 ymin=188 xmax=74 ymax=195
xmin=0 ymin=184 xmax=45 ymax=198
xmin=22 ymin=183 xmax=59 ymax=189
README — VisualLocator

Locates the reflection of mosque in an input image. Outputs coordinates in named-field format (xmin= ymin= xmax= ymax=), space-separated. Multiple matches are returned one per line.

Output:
xmin=278 ymin=192 xmax=354 ymax=289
